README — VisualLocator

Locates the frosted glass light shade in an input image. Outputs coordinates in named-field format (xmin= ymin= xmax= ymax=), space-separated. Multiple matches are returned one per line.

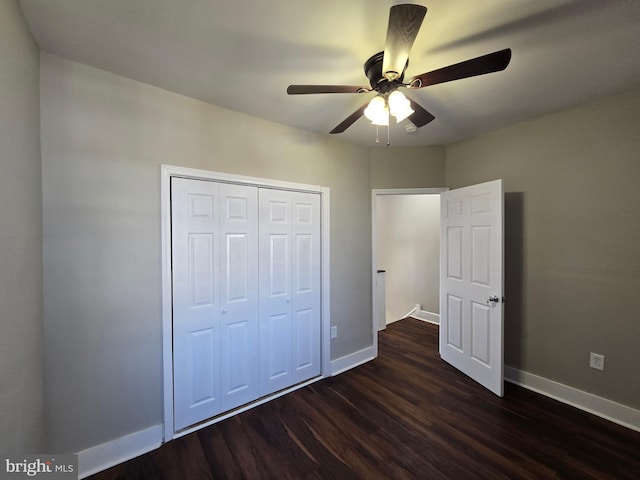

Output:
xmin=388 ymin=90 xmax=414 ymax=122
xmin=364 ymin=95 xmax=389 ymax=126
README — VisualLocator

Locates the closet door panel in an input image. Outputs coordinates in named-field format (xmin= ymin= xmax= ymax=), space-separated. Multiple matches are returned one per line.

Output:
xmin=219 ymin=183 xmax=260 ymax=412
xmin=291 ymin=192 xmax=321 ymax=383
xmin=172 ymin=178 xmax=222 ymax=430
xmin=259 ymin=189 xmax=293 ymax=395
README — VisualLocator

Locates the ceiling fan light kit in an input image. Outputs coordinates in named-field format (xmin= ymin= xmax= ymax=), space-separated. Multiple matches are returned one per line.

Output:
xmin=364 ymin=95 xmax=389 ymax=126
xmin=287 ymin=4 xmax=512 ymax=144
xmin=364 ymin=90 xmax=414 ymax=125
xmin=388 ymin=90 xmax=414 ymax=122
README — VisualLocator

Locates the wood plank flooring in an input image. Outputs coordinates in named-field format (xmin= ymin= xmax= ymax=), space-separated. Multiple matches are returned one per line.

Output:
xmin=89 ymin=318 xmax=640 ymax=479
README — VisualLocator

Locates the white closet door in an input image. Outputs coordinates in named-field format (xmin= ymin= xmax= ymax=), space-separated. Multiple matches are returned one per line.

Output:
xmin=218 ymin=183 xmax=260 ymax=412
xmin=172 ymin=179 xmax=259 ymax=429
xmin=172 ymin=178 xmax=320 ymax=431
xmin=259 ymin=189 xmax=321 ymax=396
xmin=291 ymin=192 xmax=321 ymax=384
xmin=259 ymin=189 xmax=293 ymax=395
xmin=172 ymin=178 xmax=221 ymax=430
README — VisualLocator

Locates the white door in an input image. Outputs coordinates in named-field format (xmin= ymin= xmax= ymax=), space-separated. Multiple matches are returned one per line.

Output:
xmin=218 ymin=183 xmax=259 ymax=412
xmin=259 ymin=189 xmax=321 ymax=396
xmin=290 ymin=191 xmax=321 ymax=384
xmin=172 ymin=178 xmax=259 ymax=430
xmin=172 ymin=178 xmax=222 ymax=430
xmin=440 ymin=179 xmax=504 ymax=396
xmin=259 ymin=188 xmax=293 ymax=395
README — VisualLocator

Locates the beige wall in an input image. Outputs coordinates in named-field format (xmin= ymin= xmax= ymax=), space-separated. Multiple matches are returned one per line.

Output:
xmin=446 ymin=89 xmax=640 ymax=409
xmin=40 ymin=53 xmax=372 ymax=452
xmin=370 ymin=146 xmax=446 ymax=189
xmin=0 ymin=0 xmax=44 ymax=454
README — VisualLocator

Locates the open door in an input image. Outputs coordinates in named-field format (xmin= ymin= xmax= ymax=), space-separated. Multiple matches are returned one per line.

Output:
xmin=440 ymin=179 xmax=504 ymax=396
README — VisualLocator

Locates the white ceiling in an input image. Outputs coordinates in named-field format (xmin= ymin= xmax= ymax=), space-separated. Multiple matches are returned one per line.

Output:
xmin=19 ymin=0 xmax=640 ymax=147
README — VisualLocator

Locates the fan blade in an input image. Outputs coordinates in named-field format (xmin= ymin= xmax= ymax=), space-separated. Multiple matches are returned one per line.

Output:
xmin=407 ymin=98 xmax=435 ymax=128
xmin=409 ymin=48 xmax=512 ymax=88
xmin=330 ymin=103 xmax=368 ymax=134
xmin=382 ymin=4 xmax=427 ymax=81
xmin=287 ymin=85 xmax=370 ymax=95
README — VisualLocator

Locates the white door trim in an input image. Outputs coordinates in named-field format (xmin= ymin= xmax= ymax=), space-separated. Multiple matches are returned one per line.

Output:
xmin=161 ymin=164 xmax=331 ymax=441
xmin=371 ymin=188 xmax=448 ymax=355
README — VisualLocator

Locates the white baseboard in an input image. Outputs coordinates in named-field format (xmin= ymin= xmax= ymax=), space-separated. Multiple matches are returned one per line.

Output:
xmin=331 ymin=346 xmax=376 ymax=376
xmin=77 ymin=424 xmax=163 ymax=479
xmin=504 ymin=366 xmax=640 ymax=433
xmin=411 ymin=309 xmax=439 ymax=325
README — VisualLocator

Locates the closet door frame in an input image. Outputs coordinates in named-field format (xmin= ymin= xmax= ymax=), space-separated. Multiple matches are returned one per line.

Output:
xmin=160 ymin=164 xmax=330 ymax=441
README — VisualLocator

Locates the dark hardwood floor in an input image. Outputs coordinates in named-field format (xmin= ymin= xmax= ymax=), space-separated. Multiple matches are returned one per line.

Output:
xmin=89 ymin=318 xmax=640 ymax=479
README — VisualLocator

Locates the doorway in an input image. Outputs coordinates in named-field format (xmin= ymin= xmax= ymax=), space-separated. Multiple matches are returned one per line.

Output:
xmin=371 ymin=188 xmax=447 ymax=350
xmin=372 ymin=182 xmax=505 ymax=397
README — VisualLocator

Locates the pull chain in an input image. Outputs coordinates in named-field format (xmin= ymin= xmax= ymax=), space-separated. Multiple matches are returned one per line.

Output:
xmin=374 ymin=125 xmax=391 ymax=146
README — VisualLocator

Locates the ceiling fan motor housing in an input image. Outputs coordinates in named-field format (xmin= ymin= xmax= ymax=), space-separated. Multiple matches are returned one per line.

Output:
xmin=365 ymin=52 xmax=406 ymax=93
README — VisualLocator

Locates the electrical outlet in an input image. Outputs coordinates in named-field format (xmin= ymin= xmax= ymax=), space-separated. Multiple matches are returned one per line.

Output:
xmin=330 ymin=326 xmax=337 ymax=339
xmin=589 ymin=352 xmax=605 ymax=371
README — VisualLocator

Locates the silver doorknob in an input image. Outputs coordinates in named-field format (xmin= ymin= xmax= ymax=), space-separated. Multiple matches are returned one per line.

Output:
xmin=487 ymin=295 xmax=500 ymax=305
xmin=222 ymin=308 xmax=228 ymax=314
xmin=286 ymin=298 xmax=291 ymax=303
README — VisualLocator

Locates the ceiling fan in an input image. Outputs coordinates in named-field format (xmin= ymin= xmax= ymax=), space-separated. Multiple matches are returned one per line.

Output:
xmin=287 ymin=4 xmax=511 ymax=137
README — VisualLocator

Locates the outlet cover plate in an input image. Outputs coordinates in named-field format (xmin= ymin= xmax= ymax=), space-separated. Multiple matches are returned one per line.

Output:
xmin=330 ymin=326 xmax=337 ymax=339
xmin=590 ymin=352 xmax=605 ymax=371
